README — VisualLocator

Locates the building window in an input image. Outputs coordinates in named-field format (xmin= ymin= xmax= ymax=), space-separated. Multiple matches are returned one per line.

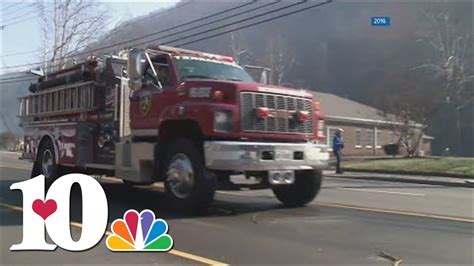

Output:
xmin=355 ymin=129 xmax=362 ymax=148
xmin=376 ymin=130 xmax=382 ymax=148
xmin=366 ymin=129 xmax=373 ymax=148
xmin=389 ymin=132 xmax=396 ymax=144
xmin=327 ymin=127 xmax=338 ymax=151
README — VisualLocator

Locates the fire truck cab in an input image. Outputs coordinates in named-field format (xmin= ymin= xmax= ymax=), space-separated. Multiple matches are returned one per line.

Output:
xmin=18 ymin=45 xmax=329 ymax=211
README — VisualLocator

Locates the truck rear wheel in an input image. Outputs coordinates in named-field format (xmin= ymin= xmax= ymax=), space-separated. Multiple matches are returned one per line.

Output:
xmin=272 ymin=170 xmax=322 ymax=207
xmin=163 ymin=139 xmax=216 ymax=212
xmin=34 ymin=139 xmax=61 ymax=187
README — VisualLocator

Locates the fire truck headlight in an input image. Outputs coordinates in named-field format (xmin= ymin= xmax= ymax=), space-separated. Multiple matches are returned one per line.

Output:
xmin=214 ymin=110 xmax=233 ymax=132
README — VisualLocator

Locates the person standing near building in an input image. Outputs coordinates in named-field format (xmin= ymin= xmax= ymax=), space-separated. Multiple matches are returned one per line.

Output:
xmin=333 ymin=128 xmax=344 ymax=174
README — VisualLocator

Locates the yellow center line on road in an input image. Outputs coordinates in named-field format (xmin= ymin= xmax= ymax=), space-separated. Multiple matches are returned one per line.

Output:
xmin=0 ymin=201 xmax=228 ymax=266
xmin=313 ymin=202 xmax=474 ymax=223
xmin=0 ymin=201 xmax=23 ymax=212
xmin=216 ymin=191 xmax=474 ymax=223
xmin=0 ymin=163 xmax=32 ymax=171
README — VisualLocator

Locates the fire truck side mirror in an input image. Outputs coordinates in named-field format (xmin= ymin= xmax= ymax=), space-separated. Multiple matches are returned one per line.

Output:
xmin=127 ymin=49 xmax=147 ymax=91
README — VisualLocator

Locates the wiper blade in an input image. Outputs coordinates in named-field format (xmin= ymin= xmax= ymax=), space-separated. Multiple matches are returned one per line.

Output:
xmin=225 ymin=78 xmax=243 ymax=81
xmin=184 ymin=75 xmax=217 ymax=80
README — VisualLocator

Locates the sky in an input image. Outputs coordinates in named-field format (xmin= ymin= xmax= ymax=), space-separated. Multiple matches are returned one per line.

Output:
xmin=0 ymin=0 xmax=181 ymax=75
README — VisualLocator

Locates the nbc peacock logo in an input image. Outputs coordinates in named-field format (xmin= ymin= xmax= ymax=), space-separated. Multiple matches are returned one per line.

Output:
xmin=106 ymin=209 xmax=173 ymax=251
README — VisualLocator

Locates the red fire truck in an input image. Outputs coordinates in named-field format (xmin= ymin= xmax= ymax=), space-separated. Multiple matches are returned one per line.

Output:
xmin=18 ymin=45 xmax=329 ymax=211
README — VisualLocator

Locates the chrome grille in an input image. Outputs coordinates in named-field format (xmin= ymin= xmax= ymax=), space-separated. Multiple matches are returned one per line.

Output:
xmin=241 ymin=92 xmax=314 ymax=134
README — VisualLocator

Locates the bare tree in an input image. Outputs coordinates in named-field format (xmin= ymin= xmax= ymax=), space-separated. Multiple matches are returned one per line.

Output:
xmin=384 ymin=104 xmax=428 ymax=157
xmin=265 ymin=32 xmax=295 ymax=85
xmin=412 ymin=4 xmax=473 ymax=152
xmin=36 ymin=0 xmax=110 ymax=72
xmin=379 ymin=70 xmax=443 ymax=157
xmin=413 ymin=8 xmax=473 ymax=106
xmin=229 ymin=31 xmax=248 ymax=64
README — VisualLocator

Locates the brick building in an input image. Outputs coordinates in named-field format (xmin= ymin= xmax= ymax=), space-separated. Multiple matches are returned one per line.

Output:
xmin=313 ymin=92 xmax=433 ymax=157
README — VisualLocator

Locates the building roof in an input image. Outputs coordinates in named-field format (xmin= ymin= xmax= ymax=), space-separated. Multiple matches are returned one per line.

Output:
xmin=311 ymin=91 xmax=388 ymax=122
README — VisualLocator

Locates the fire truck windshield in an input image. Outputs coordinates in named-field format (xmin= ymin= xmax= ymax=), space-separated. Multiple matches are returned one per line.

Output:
xmin=174 ymin=56 xmax=254 ymax=83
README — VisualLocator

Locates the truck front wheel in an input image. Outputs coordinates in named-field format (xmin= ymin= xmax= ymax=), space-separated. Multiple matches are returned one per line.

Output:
xmin=272 ymin=170 xmax=322 ymax=207
xmin=163 ymin=139 xmax=216 ymax=212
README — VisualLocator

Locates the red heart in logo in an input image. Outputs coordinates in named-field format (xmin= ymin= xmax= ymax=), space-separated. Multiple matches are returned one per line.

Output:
xmin=32 ymin=199 xmax=57 ymax=220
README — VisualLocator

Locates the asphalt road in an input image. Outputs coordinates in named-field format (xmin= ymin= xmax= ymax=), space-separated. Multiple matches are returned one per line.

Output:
xmin=1 ymin=151 xmax=473 ymax=265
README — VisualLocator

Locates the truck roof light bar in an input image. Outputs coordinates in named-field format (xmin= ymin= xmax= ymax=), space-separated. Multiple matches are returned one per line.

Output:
xmin=147 ymin=45 xmax=235 ymax=63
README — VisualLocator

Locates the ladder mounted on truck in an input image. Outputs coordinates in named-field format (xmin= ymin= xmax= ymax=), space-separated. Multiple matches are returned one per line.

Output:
xmin=17 ymin=80 xmax=96 ymax=121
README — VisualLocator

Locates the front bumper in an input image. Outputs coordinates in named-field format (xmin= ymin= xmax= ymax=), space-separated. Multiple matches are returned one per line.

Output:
xmin=204 ymin=141 xmax=329 ymax=171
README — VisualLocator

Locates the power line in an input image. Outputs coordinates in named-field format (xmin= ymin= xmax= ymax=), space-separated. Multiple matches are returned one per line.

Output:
xmin=1 ymin=4 xmax=55 ymax=28
xmin=1 ymin=1 xmax=192 ymax=57
xmin=0 ymin=0 xmax=288 ymax=73
xmin=120 ymin=0 xmax=307 ymax=49
xmin=101 ymin=1 xmax=273 ymax=53
xmin=0 ymin=1 xmax=262 ymax=80
xmin=1 ymin=15 xmax=37 ymax=28
xmin=150 ymin=0 xmax=308 ymax=46
xmin=1 ymin=49 xmax=42 ymax=58
xmin=178 ymin=0 xmax=332 ymax=46
xmin=0 ymin=73 xmax=35 ymax=81
xmin=2 ymin=0 xmax=256 ymax=60
xmin=2 ymin=3 xmax=35 ymax=23
xmin=1 ymin=0 xmax=332 ymax=83
xmin=0 ymin=0 xmax=293 ymax=76
xmin=0 ymin=77 xmax=36 ymax=84
xmin=109 ymin=0 xmax=193 ymax=32
xmin=1 ymin=2 xmax=21 ymax=12
xmin=0 ymin=0 xmax=260 ymax=70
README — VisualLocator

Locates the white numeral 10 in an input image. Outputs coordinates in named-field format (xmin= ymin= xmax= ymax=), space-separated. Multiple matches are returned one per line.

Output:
xmin=10 ymin=174 xmax=108 ymax=251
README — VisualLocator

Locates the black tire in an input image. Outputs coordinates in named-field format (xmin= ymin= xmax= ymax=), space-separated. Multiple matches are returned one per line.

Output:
xmin=35 ymin=139 xmax=61 ymax=187
xmin=272 ymin=170 xmax=323 ymax=207
xmin=163 ymin=139 xmax=216 ymax=212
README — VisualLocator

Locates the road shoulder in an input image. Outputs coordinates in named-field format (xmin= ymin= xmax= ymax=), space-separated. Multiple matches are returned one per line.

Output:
xmin=324 ymin=171 xmax=474 ymax=188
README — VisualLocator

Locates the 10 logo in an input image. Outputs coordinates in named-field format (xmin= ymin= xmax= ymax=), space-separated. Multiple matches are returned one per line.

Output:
xmin=10 ymin=174 xmax=108 ymax=251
